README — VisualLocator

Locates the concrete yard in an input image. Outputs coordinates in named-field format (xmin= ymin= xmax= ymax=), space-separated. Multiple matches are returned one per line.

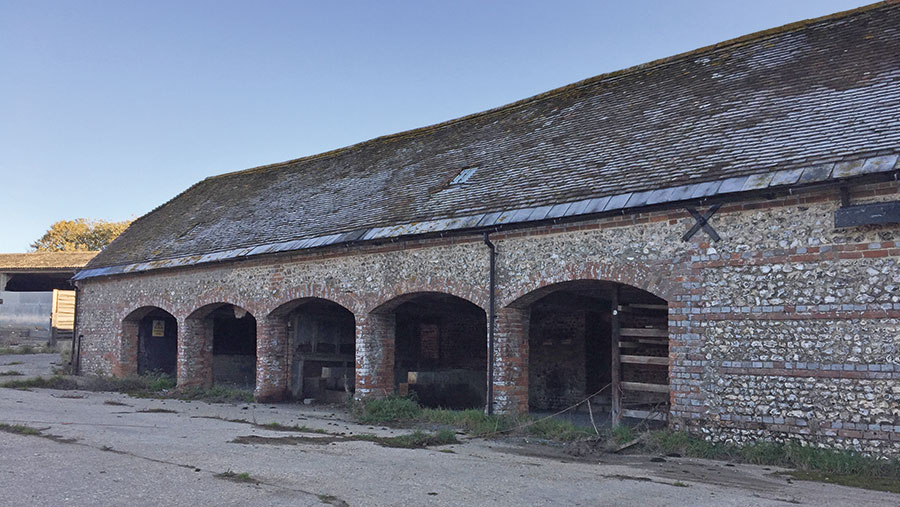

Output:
xmin=0 ymin=353 xmax=61 ymax=379
xmin=1 ymin=387 xmax=898 ymax=506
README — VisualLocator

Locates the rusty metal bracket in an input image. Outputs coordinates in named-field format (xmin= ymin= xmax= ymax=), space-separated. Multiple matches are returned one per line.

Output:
xmin=682 ymin=204 xmax=722 ymax=242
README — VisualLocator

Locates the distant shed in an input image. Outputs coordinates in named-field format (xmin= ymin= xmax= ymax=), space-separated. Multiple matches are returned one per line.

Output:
xmin=0 ymin=252 xmax=97 ymax=345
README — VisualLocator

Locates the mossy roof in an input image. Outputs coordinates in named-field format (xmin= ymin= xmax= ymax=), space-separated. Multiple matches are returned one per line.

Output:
xmin=0 ymin=252 xmax=98 ymax=272
xmin=87 ymin=1 xmax=900 ymax=272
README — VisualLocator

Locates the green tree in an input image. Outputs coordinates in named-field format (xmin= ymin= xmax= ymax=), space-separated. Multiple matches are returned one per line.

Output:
xmin=30 ymin=218 xmax=132 ymax=252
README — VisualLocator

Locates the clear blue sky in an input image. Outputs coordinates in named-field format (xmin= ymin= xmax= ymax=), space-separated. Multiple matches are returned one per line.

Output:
xmin=0 ymin=0 xmax=873 ymax=252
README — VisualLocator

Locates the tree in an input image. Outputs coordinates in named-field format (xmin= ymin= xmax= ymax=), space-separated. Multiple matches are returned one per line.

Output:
xmin=30 ymin=218 xmax=132 ymax=252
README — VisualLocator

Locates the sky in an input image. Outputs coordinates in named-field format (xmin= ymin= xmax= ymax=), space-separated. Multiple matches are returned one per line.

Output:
xmin=0 ymin=0 xmax=874 ymax=252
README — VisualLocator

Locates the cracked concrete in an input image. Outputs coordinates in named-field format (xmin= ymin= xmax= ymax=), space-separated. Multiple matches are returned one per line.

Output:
xmin=1 ymin=387 xmax=898 ymax=506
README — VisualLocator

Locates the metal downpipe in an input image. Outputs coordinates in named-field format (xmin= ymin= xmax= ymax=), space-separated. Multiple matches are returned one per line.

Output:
xmin=483 ymin=232 xmax=496 ymax=415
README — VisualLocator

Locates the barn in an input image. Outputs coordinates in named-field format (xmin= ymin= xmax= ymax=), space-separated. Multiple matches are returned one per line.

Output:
xmin=74 ymin=3 xmax=900 ymax=455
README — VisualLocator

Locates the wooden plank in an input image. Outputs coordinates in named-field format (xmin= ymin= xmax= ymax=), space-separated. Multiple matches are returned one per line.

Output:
xmin=622 ymin=408 xmax=667 ymax=421
xmin=622 ymin=381 xmax=669 ymax=393
xmin=620 ymin=328 xmax=668 ymax=337
xmin=621 ymin=355 xmax=668 ymax=366
xmin=50 ymin=289 xmax=60 ymax=329
xmin=618 ymin=342 xmax=639 ymax=349
xmin=637 ymin=338 xmax=668 ymax=345
xmin=610 ymin=286 xmax=621 ymax=426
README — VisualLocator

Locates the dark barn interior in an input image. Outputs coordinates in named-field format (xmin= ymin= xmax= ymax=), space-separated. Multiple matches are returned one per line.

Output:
xmin=287 ymin=299 xmax=356 ymax=402
xmin=137 ymin=309 xmax=177 ymax=376
xmin=3 ymin=272 xmax=75 ymax=291
xmin=211 ymin=305 xmax=257 ymax=388
xmin=526 ymin=281 xmax=668 ymax=425
xmin=393 ymin=294 xmax=486 ymax=409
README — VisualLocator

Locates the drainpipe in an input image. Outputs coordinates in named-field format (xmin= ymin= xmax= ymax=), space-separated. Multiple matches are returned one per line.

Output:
xmin=483 ymin=232 xmax=496 ymax=415
xmin=70 ymin=282 xmax=81 ymax=374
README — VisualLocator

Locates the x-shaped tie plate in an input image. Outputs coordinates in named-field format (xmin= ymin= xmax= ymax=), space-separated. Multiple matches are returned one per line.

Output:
xmin=682 ymin=204 xmax=722 ymax=242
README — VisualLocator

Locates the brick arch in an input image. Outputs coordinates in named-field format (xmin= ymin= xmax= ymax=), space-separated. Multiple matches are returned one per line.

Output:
xmin=115 ymin=304 xmax=178 ymax=378
xmin=365 ymin=276 xmax=488 ymax=314
xmin=501 ymin=260 xmax=676 ymax=308
xmin=118 ymin=299 xmax=179 ymax=323
xmin=265 ymin=284 xmax=363 ymax=319
xmin=258 ymin=290 xmax=361 ymax=403
xmin=186 ymin=297 xmax=259 ymax=321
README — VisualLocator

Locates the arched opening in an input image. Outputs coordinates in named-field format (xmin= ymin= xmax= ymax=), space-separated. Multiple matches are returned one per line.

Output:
xmin=122 ymin=307 xmax=177 ymax=377
xmin=373 ymin=292 xmax=487 ymax=409
xmin=515 ymin=280 xmax=668 ymax=426
xmin=186 ymin=303 xmax=257 ymax=389
xmin=270 ymin=298 xmax=356 ymax=403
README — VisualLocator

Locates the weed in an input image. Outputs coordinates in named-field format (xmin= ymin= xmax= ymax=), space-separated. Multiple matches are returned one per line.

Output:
xmin=352 ymin=429 xmax=459 ymax=448
xmin=103 ymin=400 xmax=131 ymax=406
xmin=643 ymin=430 xmax=900 ymax=494
xmin=421 ymin=408 xmax=513 ymax=436
xmin=645 ymin=430 xmax=731 ymax=459
xmin=261 ymin=422 xmax=328 ymax=434
xmin=317 ymin=494 xmax=349 ymax=506
xmin=3 ymin=361 xmax=24 ymax=366
xmin=215 ymin=471 xmax=258 ymax=484
xmin=0 ymin=376 xmax=78 ymax=390
xmin=525 ymin=417 xmax=593 ymax=441
xmin=0 ymin=373 xmax=253 ymax=404
xmin=612 ymin=425 xmax=635 ymax=445
xmin=0 ymin=422 xmax=76 ymax=444
xmin=137 ymin=408 xmax=177 ymax=414
xmin=353 ymin=395 xmax=422 ymax=424
xmin=0 ymin=423 xmax=42 ymax=436
xmin=354 ymin=397 xmax=591 ymax=441
xmin=232 ymin=429 xmax=458 ymax=449
xmin=169 ymin=385 xmax=254 ymax=404
xmin=0 ymin=371 xmax=24 ymax=376
xmin=787 ymin=470 xmax=900 ymax=494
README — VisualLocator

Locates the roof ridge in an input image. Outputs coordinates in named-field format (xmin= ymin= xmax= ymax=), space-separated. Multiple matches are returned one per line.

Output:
xmin=203 ymin=0 xmax=898 ymax=182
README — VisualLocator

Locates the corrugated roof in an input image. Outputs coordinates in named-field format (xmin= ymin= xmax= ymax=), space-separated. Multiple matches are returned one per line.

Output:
xmin=0 ymin=252 xmax=98 ymax=272
xmin=84 ymin=1 xmax=900 ymax=278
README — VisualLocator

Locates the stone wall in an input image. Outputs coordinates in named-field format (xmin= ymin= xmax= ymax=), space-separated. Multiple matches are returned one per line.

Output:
xmin=76 ymin=179 xmax=900 ymax=456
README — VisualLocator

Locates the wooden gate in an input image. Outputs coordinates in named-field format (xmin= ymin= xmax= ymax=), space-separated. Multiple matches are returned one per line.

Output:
xmin=50 ymin=289 xmax=76 ymax=344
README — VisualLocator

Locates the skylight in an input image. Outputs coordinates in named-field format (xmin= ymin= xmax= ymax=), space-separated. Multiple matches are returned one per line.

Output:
xmin=449 ymin=167 xmax=478 ymax=186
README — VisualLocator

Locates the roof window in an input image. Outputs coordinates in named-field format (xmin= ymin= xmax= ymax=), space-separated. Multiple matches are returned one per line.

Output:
xmin=449 ymin=167 xmax=478 ymax=186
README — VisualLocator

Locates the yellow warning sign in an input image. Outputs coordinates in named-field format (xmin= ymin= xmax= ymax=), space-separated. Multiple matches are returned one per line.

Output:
xmin=152 ymin=320 xmax=165 ymax=337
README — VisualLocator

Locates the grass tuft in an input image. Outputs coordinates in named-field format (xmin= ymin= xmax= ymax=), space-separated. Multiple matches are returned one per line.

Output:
xmin=0 ymin=422 xmax=76 ymax=444
xmin=352 ymin=395 xmax=422 ymax=424
xmin=0 ymin=375 xmax=78 ymax=390
xmin=215 ymin=470 xmax=257 ymax=484
xmin=0 ymin=373 xmax=253 ymax=404
xmin=0 ymin=423 xmax=43 ymax=436
xmin=158 ymin=384 xmax=254 ymax=404
xmin=260 ymin=421 xmax=328 ymax=434
xmin=0 ymin=371 xmax=24 ymax=376
xmin=612 ymin=424 xmax=636 ymax=445
xmin=355 ymin=429 xmax=459 ymax=449
xmin=352 ymin=396 xmax=591 ymax=441
xmin=643 ymin=430 xmax=900 ymax=494
xmin=524 ymin=417 xmax=593 ymax=441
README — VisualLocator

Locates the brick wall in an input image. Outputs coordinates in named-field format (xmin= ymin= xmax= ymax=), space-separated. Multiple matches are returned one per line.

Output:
xmin=76 ymin=180 xmax=900 ymax=456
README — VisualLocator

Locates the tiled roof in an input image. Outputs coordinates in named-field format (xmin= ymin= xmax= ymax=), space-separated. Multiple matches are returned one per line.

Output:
xmin=85 ymin=2 xmax=900 ymax=275
xmin=0 ymin=252 xmax=98 ymax=271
